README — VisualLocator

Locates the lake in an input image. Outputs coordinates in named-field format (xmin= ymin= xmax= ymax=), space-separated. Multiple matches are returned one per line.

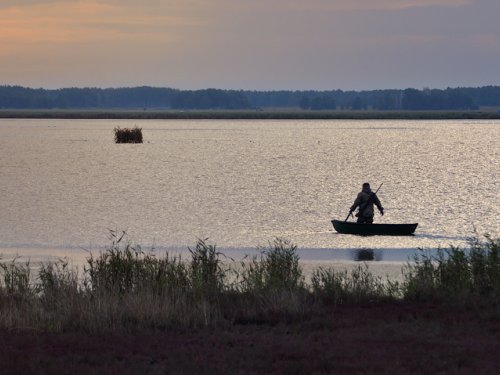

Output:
xmin=0 ymin=119 xmax=498 ymax=271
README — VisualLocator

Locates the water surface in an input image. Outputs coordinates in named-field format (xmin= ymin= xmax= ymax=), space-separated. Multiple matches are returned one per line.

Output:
xmin=1 ymin=119 xmax=498 ymax=266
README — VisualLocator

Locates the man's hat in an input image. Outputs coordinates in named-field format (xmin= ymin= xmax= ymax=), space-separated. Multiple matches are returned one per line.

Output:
xmin=362 ymin=182 xmax=370 ymax=188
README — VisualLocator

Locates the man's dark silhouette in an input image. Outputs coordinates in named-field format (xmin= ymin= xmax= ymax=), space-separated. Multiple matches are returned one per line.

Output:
xmin=350 ymin=183 xmax=384 ymax=224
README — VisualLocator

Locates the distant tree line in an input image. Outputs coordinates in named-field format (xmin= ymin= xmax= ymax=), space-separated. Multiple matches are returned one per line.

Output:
xmin=1 ymin=85 xmax=499 ymax=110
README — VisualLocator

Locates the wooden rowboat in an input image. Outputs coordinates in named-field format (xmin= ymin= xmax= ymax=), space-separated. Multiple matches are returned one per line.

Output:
xmin=331 ymin=220 xmax=418 ymax=236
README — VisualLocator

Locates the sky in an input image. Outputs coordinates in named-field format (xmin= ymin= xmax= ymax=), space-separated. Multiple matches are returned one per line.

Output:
xmin=1 ymin=0 xmax=499 ymax=90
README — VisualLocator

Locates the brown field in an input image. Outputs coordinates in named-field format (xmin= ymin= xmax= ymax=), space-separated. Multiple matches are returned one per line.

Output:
xmin=1 ymin=302 xmax=498 ymax=374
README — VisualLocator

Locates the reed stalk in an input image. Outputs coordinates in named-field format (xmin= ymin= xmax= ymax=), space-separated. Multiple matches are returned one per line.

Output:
xmin=113 ymin=126 xmax=143 ymax=143
xmin=0 ymin=234 xmax=497 ymax=331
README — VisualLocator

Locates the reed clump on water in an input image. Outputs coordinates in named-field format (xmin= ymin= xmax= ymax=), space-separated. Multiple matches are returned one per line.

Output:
xmin=0 ymin=233 xmax=498 ymax=332
xmin=114 ymin=126 xmax=143 ymax=143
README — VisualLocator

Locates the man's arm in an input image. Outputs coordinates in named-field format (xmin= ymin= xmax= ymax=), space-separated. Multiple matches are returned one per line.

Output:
xmin=373 ymin=194 xmax=384 ymax=215
xmin=350 ymin=193 xmax=363 ymax=212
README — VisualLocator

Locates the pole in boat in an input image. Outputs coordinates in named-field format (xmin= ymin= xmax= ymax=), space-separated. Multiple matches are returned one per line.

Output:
xmin=344 ymin=183 xmax=383 ymax=222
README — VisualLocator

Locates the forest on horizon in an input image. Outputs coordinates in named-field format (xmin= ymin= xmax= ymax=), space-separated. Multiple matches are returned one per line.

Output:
xmin=1 ymin=85 xmax=500 ymax=111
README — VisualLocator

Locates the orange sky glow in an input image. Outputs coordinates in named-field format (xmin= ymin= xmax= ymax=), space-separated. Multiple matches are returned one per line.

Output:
xmin=0 ymin=0 xmax=498 ymax=90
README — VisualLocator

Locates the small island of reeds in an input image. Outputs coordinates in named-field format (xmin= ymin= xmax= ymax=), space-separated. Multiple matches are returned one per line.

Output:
xmin=114 ymin=126 xmax=143 ymax=143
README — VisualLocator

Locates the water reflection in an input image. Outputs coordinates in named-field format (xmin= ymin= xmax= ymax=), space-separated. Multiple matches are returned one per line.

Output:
xmin=415 ymin=233 xmax=468 ymax=241
xmin=294 ymin=247 xmax=434 ymax=263
xmin=0 ymin=243 xmax=453 ymax=269
xmin=354 ymin=248 xmax=375 ymax=261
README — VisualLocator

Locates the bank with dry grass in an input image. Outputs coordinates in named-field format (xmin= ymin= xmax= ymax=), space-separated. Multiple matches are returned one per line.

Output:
xmin=0 ymin=232 xmax=498 ymax=332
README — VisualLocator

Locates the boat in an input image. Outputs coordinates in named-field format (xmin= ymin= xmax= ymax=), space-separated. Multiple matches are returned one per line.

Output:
xmin=331 ymin=220 xmax=418 ymax=236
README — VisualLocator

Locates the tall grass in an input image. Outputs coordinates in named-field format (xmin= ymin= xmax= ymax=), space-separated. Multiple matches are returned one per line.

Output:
xmin=0 ymin=257 xmax=32 ymax=298
xmin=3 ymin=109 xmax=500 ymax=120
xmin=189 ymin=239 xmax=226 ymax=295
xmin=402 ymin=235 xmax=500 ymax=307
xmin=311 ymin=264 xmax=400 ymax=305
xmin=84 ymin=230 xmax=190 ymax=295
xmin=239 ymin=238 xmax=304 ymax=293
xmin=228 ymin=238 xmax=308 ymax=324
xmin=0 ymin=234 xmax=498 ymax=332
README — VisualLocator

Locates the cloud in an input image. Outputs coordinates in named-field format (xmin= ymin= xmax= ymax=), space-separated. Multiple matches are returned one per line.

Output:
xmin=336 ymin=0 xmax=473 ymax=10
xmin=0 ymin=0 xmax=497 ymax=89
xmin=0 ymin=0 xmax=219 ymax=88
xmin=0 ymin=1 xmax=209 ymax=46
xmin=211 ymin=0 xmax=473 ymax=13
xmin=0 ymin=0 xmax=60 ymax=9
xmin=0 ymin=0 xmax=475 ymax=45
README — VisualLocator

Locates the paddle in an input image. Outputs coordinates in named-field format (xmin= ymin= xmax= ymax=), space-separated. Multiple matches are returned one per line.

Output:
xmin=345 ymin=183 xmax=383 ymax=222
xmin=344 ymin=210 xmax=353 ymax=222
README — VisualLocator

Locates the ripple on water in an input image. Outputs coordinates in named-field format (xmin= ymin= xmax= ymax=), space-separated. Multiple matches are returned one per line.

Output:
xmin=0 ymin=119 xmax=498 ymax=263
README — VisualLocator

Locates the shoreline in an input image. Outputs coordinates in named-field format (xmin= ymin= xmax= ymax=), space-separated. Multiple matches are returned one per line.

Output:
xmin=1 ymin=109 xmax=500 ymax=120
xmin=0 ymin=246 xmax=409 ymax=282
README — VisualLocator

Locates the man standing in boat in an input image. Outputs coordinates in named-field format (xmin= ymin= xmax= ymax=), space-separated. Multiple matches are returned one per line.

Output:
xmin=350 ymin=183 xmax=384 ymax=224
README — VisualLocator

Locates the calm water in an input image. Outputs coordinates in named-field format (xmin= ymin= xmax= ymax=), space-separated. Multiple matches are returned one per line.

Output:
xmin=0 ymin=119 xmax=498 ymax=266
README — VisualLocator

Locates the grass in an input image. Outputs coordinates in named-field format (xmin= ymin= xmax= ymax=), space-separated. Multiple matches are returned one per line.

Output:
xmin=0 ymin=256 xmax=32 ymax=298
xmin=402 ymin=235 xmax=500 ymax=308
xmin=238 ymin=238 xmax=304 ymax=293
xmin=1 ymin=234 xmax=498 ymax=373
xmin=113 ymin=126 xmax=143 ymax=143
xmin=311 ymin=264 xmax=401 ymax=304
xmin=2 ymin=109 xmax=500 ymax=120
xmin=0 ymin=233 xmax=498 ymax=332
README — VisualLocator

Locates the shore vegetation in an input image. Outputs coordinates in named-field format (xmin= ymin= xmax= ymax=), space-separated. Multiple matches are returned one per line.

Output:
xmin=0 ymin=232 xmax=498 ymax=332
xmin=2 ymin=109 xmax=500 ymax=120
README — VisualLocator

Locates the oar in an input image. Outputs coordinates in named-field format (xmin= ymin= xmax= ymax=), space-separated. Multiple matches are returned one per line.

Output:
xmin=345 ymin=183 xmax=383 ymax=222
xmin=344 ymin=210 xmax=353 ymax=222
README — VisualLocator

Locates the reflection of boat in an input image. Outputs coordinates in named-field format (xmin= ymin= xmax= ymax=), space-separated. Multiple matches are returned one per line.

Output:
xmin=331 ymin=220 xmax=418 ymax=236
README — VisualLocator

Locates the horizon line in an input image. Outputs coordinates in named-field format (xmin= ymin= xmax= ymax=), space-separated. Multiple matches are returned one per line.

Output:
xmin=2 ymin=84 xmax=500 ymax=92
